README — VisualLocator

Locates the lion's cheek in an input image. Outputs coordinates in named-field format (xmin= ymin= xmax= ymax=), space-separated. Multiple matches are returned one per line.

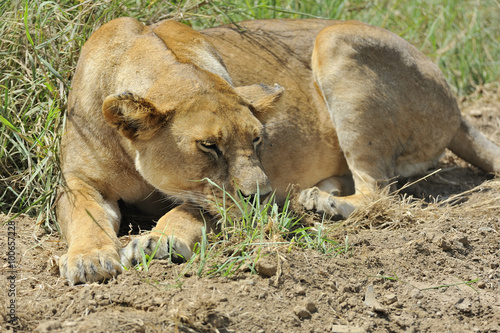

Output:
xmin=133 ymin=149 xmax=181 ymax=192
xmin=133 ymin=147 xmax=218 ymax=199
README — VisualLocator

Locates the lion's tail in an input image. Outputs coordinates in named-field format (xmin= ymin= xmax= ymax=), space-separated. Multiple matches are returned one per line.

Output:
xmin=447 ymin=118 xmax=500 ymax=173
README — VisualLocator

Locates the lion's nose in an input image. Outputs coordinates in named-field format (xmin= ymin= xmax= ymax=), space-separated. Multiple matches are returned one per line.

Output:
xmin=232 ymin=156 xmax=272 ymax=199
xmin=237 ymin=176 xmax=272 ymax=199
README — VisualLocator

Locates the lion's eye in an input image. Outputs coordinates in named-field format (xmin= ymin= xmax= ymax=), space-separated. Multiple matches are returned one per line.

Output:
xmin=198 ymin=141 xmax=222 ymax=158
xmin=253 ymin=136 xmax=262 ymax=147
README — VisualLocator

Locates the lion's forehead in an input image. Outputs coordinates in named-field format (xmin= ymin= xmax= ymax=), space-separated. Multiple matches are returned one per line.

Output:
xmin=171 ymin=110 xmax=261 ymax=146
xmin=179 ymin=118 xmax=261 ymax=139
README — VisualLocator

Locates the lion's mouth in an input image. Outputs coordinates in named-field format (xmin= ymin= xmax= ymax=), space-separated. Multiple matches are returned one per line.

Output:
xmin=239 ymin=192 xmax=272 ymax=206
xmin=194 ymin=188 xmax=273 ymax=219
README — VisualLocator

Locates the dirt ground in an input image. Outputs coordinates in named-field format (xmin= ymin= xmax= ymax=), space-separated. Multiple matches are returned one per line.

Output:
xmin=1 ymin=87 xmax=499 ymax=332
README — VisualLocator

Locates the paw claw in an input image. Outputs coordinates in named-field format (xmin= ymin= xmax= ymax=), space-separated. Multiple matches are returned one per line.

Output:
xmin=59 ymin=246 xmax=122 ymax=285
xmin=120 ymin=234 xmax=170 ymax=268
xmin=121 ymin=233 xmax=194 ymax=268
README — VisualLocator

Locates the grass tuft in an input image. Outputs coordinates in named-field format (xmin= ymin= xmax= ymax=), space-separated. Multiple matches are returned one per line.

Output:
xmin=174 ymin=181 xmax=347 ymax=278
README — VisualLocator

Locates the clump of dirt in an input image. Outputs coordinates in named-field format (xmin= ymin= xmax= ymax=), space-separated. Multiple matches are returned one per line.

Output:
xmin=1 ymin=88 xmax=499 ymax=332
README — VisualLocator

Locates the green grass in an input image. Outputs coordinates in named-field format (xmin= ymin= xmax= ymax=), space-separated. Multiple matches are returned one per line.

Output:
xmin=1 ymin=0 xmax=498 ymax=235
xmin=132 ymin=185 xmax=347 ymax=278
xmin=189 ymin=180 xmax=345 ymax=277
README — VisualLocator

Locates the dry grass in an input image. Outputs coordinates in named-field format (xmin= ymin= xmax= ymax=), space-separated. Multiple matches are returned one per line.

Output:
xmin=338 ymin=176 xmax=500 ymax=233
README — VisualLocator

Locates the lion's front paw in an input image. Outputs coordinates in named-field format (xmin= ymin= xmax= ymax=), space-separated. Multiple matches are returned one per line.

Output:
xmin=59 ymin=246 xmax=123 ymax=285
xmin=121 ymin=233 xmax=193 ymax=268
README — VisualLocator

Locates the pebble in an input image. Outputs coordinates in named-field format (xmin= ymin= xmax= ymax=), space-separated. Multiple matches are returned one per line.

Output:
xmin=455 ymin=236 xmax=470 ymax=246
xmin=296 ymin=285 xmax=306 ymax=295
xmin=383 ymin=293 xmax=398 ymax=305
xmin=477 ymin=281 xmax=486 ymax=289
xmin=455 ymin=297 xmax=472 ymax=312
xmin=255 ymin=255 xmax=277 ymax=278
xmin=303 ymin=299 xmax=317 ymax=313
xmin=410 ymin=289 xmax=423 ymax=299
xmin=436 ymin=237 xmax=452 ymax=251
xmin=293 ymin=306 xmax=312 ymax=320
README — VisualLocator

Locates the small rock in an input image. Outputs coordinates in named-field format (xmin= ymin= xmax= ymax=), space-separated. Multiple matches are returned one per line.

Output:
xmin=455 ymin=236 xmax=470 ymax=246
xmin=295 ymin=285 xmax=306 ymax=295
xmin=477 ymin=281 xmax=486 ymax=289
xmin=347 ymin=311 xmax=356 ymax=322
xmin=293 ymin=306 xmax=311 ymax=320
xmin=255 ymin=255 xmax=277 ymax=278
xmin=383 ymin=293 xmax=398 ymax=305
xmin=436 ymin=237 xmax=452 ymax=251
xmin=455 ymin=297 xmax=472 ymax=312
xmin=303 ymin=299 xmax=317 ymax=313
xmin=410 ymin=289 xmax=423 ymax=299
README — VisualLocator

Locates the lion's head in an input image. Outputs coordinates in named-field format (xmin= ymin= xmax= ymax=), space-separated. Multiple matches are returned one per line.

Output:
xmin=102 ymin=65 xmax=283 ymax=214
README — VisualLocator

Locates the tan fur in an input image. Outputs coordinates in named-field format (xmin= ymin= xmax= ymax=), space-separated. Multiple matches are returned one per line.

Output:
xmin=58 ymin=18 xmax=500 ymax=284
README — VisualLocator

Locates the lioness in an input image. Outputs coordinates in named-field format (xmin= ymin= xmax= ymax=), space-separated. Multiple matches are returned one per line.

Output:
xmin=58 ymin=18 xmax=500 ymax=284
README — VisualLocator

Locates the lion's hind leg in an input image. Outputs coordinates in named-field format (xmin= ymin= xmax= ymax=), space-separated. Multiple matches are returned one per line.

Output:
xmin=308 ymin=21 xmax=462 ymax=219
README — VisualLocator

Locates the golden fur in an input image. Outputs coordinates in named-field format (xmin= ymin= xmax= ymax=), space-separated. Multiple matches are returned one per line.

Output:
xmin=58 ymin=18 xmax=500 ymax=284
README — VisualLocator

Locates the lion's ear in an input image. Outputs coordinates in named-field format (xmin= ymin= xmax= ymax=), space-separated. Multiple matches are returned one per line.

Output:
xmin=235 ymin=83 xmax=284 ymax=112
xmin=102 ymin=92 xmax=168 ymax=140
